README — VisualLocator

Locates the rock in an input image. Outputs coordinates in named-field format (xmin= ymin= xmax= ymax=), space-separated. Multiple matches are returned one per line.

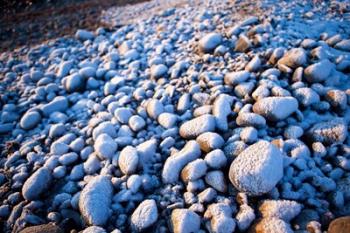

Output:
xmin=41 ymin=96 xmax=69 ymax=116
xmin=19 ymin=223 xmax=63 ymax=233
xmin=94 ymin=133 xmax=118 ymax=160
xmin=250 ymin=218 xmax=293 ymax=233
xmin=328 ymin=216 xmax=350 ymax=233
xmin=151 ymin=64 xmax=168 ymax=79
xmin=76 ymin=29 xmax=94 ymax=41
xmin=129 ymin=115 xmax=146 ymax=132
xmin=0 ymin=123 xmax=14 ymax=134
xmin=212 ymin=94 xmax=233 ymax=131
xmin=278 ymin=48 xmax=307 ymax=68
xmin=147 ymin=99 xmax=164 ymax=120
xmin=57 ymin=60 xmax=73 ymax=78
xmin=205 ymin=170 xmax=227 ymax=193
xmin=158 ymin=112 xmax=178 ymax=129
xmin=20 ymin=111 xmax=41 ymax=130
xmin=252 ymin=97 xmax=298 ymax=121
xmin=114 ymin=108 xmax=133 ymax=124
xmin=162 ymin=141 xmax=201 ymax=184
xmin=204 ymin=149 xmax=227 ymax=169
xmin=293 ymin=87 xmax=320 ymax=106
xmin=325 ymin=89 xmax=347 ymax=110
xmin=259 ymin=200 xmax=302 ymax=221
xmin=229 ymin=141 xmax=283 ymax=196
xmin=179 ymin=114 xmax=216 ymax=139
xmin=92 ymin=121 xmax=117 ymax=140
xmin=196 ymin=132 xmax=225 ymax=152
xmin=49 ymin=123 xmax=66 ymax=138
xmin=131 ymin=199 xmax=158 ymax=231
xmin=79 ymin=176 xmax=113 ymax=226
xmin=245 ymin=56 xmax=261 ymax=72
xmin=79 ymin=67 xmax=96 ymax=78
xmin=22 ymin=167 xmax=52 ymax=200
xmin=335 ymin=39 xmax=350 ymax=51
xmin=210 ymin=215 xmax=236 ymax=233
xmin=199 ymin=33 xmax=223 ymax=53
xmin=235 ymin=35 xmax=251 ymax=52
xmin=82 ymin=226 xmax=107 ymax=233
xmin=304 ymin=59 xmax=334 ymax=83
xmin=64 ymin=73 xmax=85 ymax=93
xmin=181 ymin=159 xmax=207 ymax=182
xmin=236 ymin=113 xmax=266 ymax=128
xmin=306 ymin=118 xmax=348 ymax=145
xmin=171 ymin=209 xmax=200 ymax=233
xmin=118 ymin=146 xmax=139 ymax=175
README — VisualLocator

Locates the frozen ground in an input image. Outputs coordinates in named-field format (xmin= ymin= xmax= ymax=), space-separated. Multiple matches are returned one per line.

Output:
xmin=0 ymin=0 xmax=350 ymax=232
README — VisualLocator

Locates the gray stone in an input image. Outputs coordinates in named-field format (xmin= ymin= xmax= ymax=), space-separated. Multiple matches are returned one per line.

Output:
xmin=22 ymin=167 xmax=52 ymax=200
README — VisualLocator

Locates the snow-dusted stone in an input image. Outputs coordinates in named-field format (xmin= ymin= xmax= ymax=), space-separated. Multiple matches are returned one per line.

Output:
xmin=259 ymin=200 xmax=302 ymax=222
xmin=171 ymin=209 xmax=200 ymax=233
xmin=20 ymin=111 xmax=41 ymax=130
xmin=147 ymin=99 xmax=164 ymax=120
xmin=64 ymin=73 xmax=85 ymax=93
xmin=212 ymin=94 xmax=233 ymax=131
xmin=245 ymin=56 xmax=261 ymax=72
xmin=181 ymin=159 xmax=207 ymax=182
xmin=158 ymin=112 xmax=177 ymax=129
xmin=335 ymin=39 xmax=350 ymax=51
xmin=22 ymin=167 xmax=52 ymax=200
xmin=76 ymin=29 xmax=94 ymax=41
xmin=199 ymin=33 xmax=223 ymax=53
xmin=236 ymin=113 xmax=266 ymax=128
xmin=131 ymin=199 xmax=158 ymax=231
xmin=236 ymin=203 xmax=255 ymax=231
xmin=94 ymin=134 xmax=117 ymax=160
xmin=79 ymin=176 xmax=113 ymax=226
xmin=82 ymin=226 xmax=106 ymax=233
xmin=118 ymin=146 xmax=139 ymax=175
xmin=114 ymin=108 xmax=133 ymax=124
xmin=235 ymin=35 xmax=251 ymax=52
xmin=59 ymin=152 xmax=78 ymax=165
xmin=79 ymin=66 xmax=96 ymax=78
xmin=252 ymin=97 xmax=298 ymax=121
xmin=179 ymin=114 xmax=216 ymax=139
xmin=162 ymin=141 xmax=201 ymax=184
xmin=205 ymin=170 xmax=227 ymax=193
xmin=50 ymin=141 xmax=69 ymax=155
xmin=41 ymin=96 xmax=69 ymax=116
xmin=240 ymin=127 xmax=258 ymax=144
xmin=196 ymin=132 xmax=225 ymax=152
xmin=57 ymin=60 xmax=73 ymax=78
xmin=136 ymin=139 xmax=157 ymax=168
xmin=250 ymin=218 xmax=293 ymax=233
xmin=92 ymin=121 xmax=117 ymax=140
xmin=177 ymin=93 xmax=191 ymax=113
xmin=49 ymin=123 xmax=66 ymax=138
xmin=229 ymin=141 xmax=283 ymax=196
xmin=293 ymin=87 xmax=320 ymax=106
xmin=204 ymin=149 xmax=227 ymax=169
xmin=304 ymin=59 xmax=334 ymax=83
xmin=129 ymin=115 xmax=146 ymax=132
xmin=306 ymin=118 xmax=348 ymax=145
xmin=278 ymin=48 xmax=307 ymax=68
xmin=284 ymin=125 xmax=304 ymax=139
xmin=224 ymin=71 xmax=250 ymax=86
xmin=151 ymin=64 xmax=168 ymax=79
xmin=325 ymin=89 xmax=347 ymax=110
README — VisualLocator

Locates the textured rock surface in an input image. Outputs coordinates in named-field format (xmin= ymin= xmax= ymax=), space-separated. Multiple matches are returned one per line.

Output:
xmin=253 ymin=97 xmax=298 ymax=121
xmin=131 ymin=199 xmax=158 ymax=231
xmin=22 ymin=167 xmax=52 ymax=200
xmin=179 ymin=114 xmax=216 ymax=139
xmin=171 ymin=209 xmax=200 ymax=233
xmin=306 ymin=119 xmax=348 ymax=145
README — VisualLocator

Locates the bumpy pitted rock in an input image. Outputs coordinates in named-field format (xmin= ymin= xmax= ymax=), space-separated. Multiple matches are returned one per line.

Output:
xmin=94 ymin=133 xmax=118 ymax=160
xmin=278 ymin=48 xmax=307 ymax=68
xmin=229 ymin=141 xmax=283 ymax=196
xmin=250 ymin=218 xmax=293 ymax=233
xmin=118 ymin=146 xmax=139 ymax=175
xmin=131 ymin=199 xmax=158 ymax=231
xmin=304 ymin=59 xmax=334 ymax=83
xmin=199 ymin=33 xmax=223 ymax=53
xmin=259 ymin=200 xmax=302 ymax=221
xmin=196 ymin=132 xmax=225 ymax=152
xmin=162 ymin=141 xmax=201 ymax=184
xmin=171 ymin=209 xmax=201 ymax=233
xmin=22 ymin=167 xmax=52 ymax=200
xmin=253 ymin=97 xmax=298 ymax=121
xmin=179 ymin=114 xmax=216 ymax=139
xmin=79 ymin=175 xmax=113 ymax=226
xmin=306 ymin=118 xmax=348 ymax=145
xmin=236 ymin=113 xmax=266 ymax=128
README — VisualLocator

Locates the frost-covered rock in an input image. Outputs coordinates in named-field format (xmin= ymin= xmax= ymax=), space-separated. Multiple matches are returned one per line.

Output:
xmin=131 ymin=199 xmax=158 ymax=231
xmin=94 ymin=133 xmax=117 ymax=160
xmin=304 ymin=59 xmax=334 ymax=83
xmin=235 ymin=35 xmax=251 ymax=52
xmin=278 ymin=48 xmax=307 ymax=68
xmin=179 ymin=114 xmax=216 ymax=139
xmin=306 ymin=119 xmax=348 ymax=145
xmin=229 ymin=141 xmax=283 ymax=195
xmin=259 ymin=200 xmax=302 ymax=222
xmin=20 ymin=111 xmax=41 ymax=130
xmin=199 ymin=33 xmax=223 ymax=53
xmin=82 ymin=226 xmax=106 ymax=233
xmin=147 ymin=99 xmax=164 ymax=120
xmin=151 ymin=64 xmax=168 ymax=79
xmin=250 ymin=218 xmax=293 ymax=233
xmin=252 ymin=97 xmax=298 ymax=121
xmin=204 ymin=149 xmax=227 ymax=169
xmin=205 ymin=170 xmax=227 ymax=193
xmin=212 ymin=94 xmax=233 ymax=131
xmin=171 ymin=209 xmax=200 ymax=233
xmin=196 ymin=132 xmax=225 ymax=152
xmin=181 ymin=159 xmax=207 ymax=182
xmin=118 ymin=146 xmax=139 ymax=175
xmin=41 ymin=96 xmax=69 ymax=116
xmin=79 ymin=176 xmax=113 ymax=226
xmin=129 ymin=115 xmax=146 ymax=132
xmin=224 ymin=71 xmax=250 ymax=86
xmin=158 ymin=112 xmax=177 ymax=129
xmin=114 ymin=108 xmax=133 ymax=124
xmin=76 ymin=29 xmax=94 ymax=41
xmin=64 ymin=73 xmax=85 ymax=92
xmin=162 ymin=141 xmax=201 ymax=184
xmin=22 ymin=167 xmax=52 ymax=200
xmin=236 ymin=112 xmax=266 ymax=128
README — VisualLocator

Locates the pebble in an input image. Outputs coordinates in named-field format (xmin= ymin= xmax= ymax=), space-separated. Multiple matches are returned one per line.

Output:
xmin=259 ymin=200 xmax=302 ymax=221
xmin=235 ymin=35 xmax=251 ymax=52
xmin=20 ymin=111 xmax=41 ymax=130
xmin=114 ymin=108 xmax=133 ymax=124
xmin=229 ymin=141 xmax=283 ymax=195
xmin=76 ymin=29 xmax=94 ymax=41
xmin=147 ymin=99 xmax=164 ymax=120
xmin=196 ymin=132 xmax=225 ymax=152
xmin=204 ymin=149 xmax=227 ymax=169
xmin=205 ymin=170 xmax=227 ymax=193
xmin=328 ymin=216 xmax=350 ymax=233
xmin=41 ymin=96 xmax=69 ymax=116
xmin=181 ymin=159 xmax=207 ymax=182
xmin=179 ymin=114 xmax=216 ymax=139
xmin=253 ymin=97 xmax=298 ymax=121
xmin=199 ymin=32 xmax=223 ymax=53
xmin=304 ymin=59 xmax=334 ymax=83
xmin=131 ymin=199 xmax=158 ymax=231
xmin=129 ymin=115 xmax=146 ymax=132
xmin=19 ymin=223 xmax=64 ymax=233
xmin=79 ymin=175 xmax=113 ymax=226
xmin=151 ymin=64 xmax=168 ymax=79
xmin=118 ymin=146 xmax=139 ymax=175
xmin=170 ymin=209 xmax=200 ymax=233
xmin=224 ymin=71 xmax=250 ymax=86
xmin=278 ymin=48 xmax=307 ymax=68
xmin=64 ymin=73 xmax=85 ymax=93
xmin=236 ymin=112 xmax=266 ymax=128
xmin=158 ymin=112 xmax=178 ymax=129
xmin=94 ymin=133 xmax=118 ymax=160
xmin=250 ymin=218 xmax=293 ymax=233
xmin=22 ymin=167 xmax=52 ymax=200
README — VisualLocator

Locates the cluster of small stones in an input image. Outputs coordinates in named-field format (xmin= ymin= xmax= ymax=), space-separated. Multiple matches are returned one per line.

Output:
xmin=0 ymin=0 xmax=350 ymax=233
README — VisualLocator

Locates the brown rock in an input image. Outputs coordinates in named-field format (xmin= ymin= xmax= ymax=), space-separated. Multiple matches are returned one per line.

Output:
xmin=20 ymin=223 xmax=63 ymax=233
xmin=328 ymin=216 xmax=350 ymax=233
